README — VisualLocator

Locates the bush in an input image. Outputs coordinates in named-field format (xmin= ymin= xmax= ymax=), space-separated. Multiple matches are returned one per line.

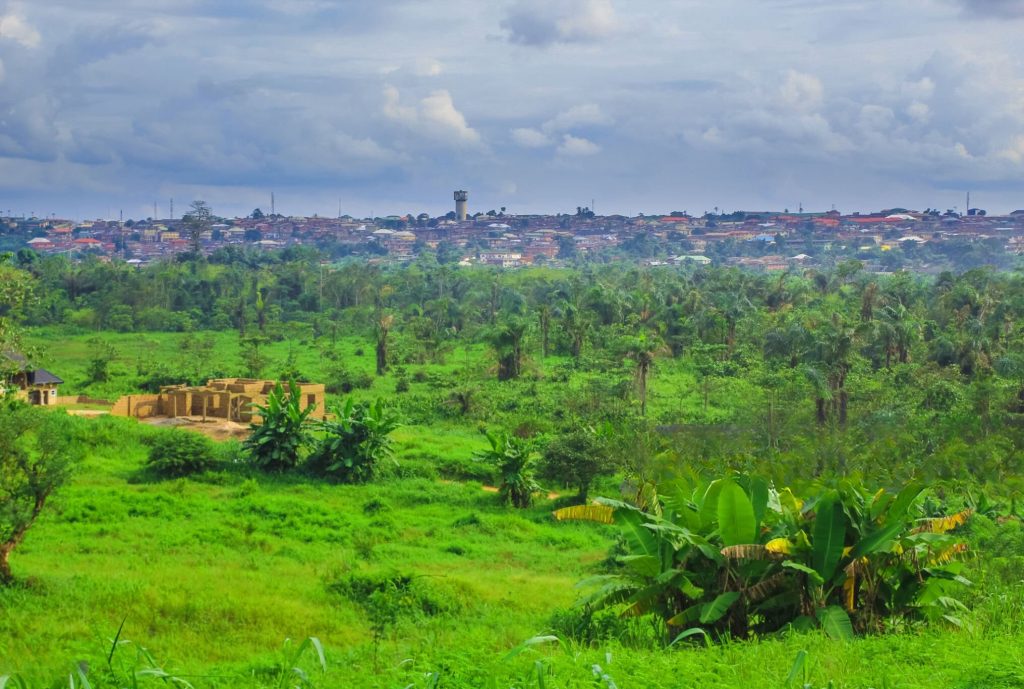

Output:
xmin=324 ymin=365 xmax=375 ymax=394
xmin=147 ymin=430 xmax=216 ymax=478
xmin=540 ymin=427 xmax=616 ymax=502
xmin=307 ymin=398 xmax=401 ymax=483
xmin=243 ymin=382 xmax=315 ymax=472
xmin=395 ymin=377 xmax=410 ymax=393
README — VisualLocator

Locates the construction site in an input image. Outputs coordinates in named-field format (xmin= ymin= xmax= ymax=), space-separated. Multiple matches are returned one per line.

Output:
xmin=111 ymin=378 xmax=326 ymax=425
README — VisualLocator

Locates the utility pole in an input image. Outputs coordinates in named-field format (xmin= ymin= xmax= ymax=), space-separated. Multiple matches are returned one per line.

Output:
xmin=154 ymin=201 xmax=158 ymax=220
xmin=271 ymin=191 xmax=275 ymax=217
xmin=170 ymin=198 xmax=174 ymax=220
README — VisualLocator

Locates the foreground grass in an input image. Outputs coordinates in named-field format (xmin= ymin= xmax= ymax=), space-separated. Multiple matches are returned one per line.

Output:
xmin=1 ymin=415 xmax=1023 ymax=688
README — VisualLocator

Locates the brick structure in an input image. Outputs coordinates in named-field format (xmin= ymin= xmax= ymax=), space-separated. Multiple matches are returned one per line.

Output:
xmin=111 ymin=379 xmax=325 ymax=423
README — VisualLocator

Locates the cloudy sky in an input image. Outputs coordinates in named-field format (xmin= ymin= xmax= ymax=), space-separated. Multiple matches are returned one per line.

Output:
xmin=0 ymin=0 xmax=1022 ymax=220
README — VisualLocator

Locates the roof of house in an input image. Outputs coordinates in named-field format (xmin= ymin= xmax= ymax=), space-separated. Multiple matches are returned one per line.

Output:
xmin=27 ymin=368 xmax=63 ymax=385
xmin=2 ymin=352 xmax=63 ymax=385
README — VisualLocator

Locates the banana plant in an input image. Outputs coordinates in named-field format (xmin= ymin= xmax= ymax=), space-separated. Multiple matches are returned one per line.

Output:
xmin=554 ymin=474 xmax=972 ymax=642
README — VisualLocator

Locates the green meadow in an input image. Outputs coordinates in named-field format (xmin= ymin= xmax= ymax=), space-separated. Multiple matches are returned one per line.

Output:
xmin=2 ymin=413 xmax=1024 ymax=688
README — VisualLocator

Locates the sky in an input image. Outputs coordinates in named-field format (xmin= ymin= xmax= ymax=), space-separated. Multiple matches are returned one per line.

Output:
xmin=0 ymin=0 xmax=1022 ymax=220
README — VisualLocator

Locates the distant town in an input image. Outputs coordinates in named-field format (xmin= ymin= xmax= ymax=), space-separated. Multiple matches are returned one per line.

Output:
xmin=3 ymin=190 xmax=1023 ymax=273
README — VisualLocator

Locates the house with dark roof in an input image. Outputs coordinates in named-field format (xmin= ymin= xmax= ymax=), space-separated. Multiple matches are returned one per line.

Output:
xmin=2 ymin=352 xmax=63 ymax=405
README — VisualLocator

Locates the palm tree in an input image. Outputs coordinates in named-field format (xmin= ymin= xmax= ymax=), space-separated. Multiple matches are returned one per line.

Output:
xmin=491 ymin=318 xmax=528 ymax=381
xmin=376 ymin=314 xmax=394 ymax=376
xmin=562 ymin=305 xmax=590 ymax=359
xmin=537 ymin=303 xmax=553 ymax=358
xmin=764 ymin=320 xmax=810 ymax=369
xmin=626 ymin=334 xmax=668 ymax=417
xmin=805 ymin=318 xmax=855 ymax=427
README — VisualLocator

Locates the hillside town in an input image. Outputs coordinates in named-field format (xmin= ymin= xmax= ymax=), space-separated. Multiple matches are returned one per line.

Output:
xmin=3 ymin=194 xmax=1024 ymax=273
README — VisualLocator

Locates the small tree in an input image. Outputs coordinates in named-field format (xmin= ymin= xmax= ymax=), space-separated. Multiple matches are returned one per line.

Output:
xmin=147 ymin=430 xmax=216 ymax=478
xmin=183 ymin=200 xmax=213 ymax=256
xmin=240 ymin=335 xmax=269 ymax=378
xmin=540 ymin=426 xmax=615 ymax=503
xmin=376 ymin=314 xmax=393 ymax=376
xmin=0 ymin=402 xmax=81 ymax=583
xmin=244 ymin=382 xmax=314 ymax=472
xmin=475 ymin=430 xmax=540 ymax=508
xmin=86 ymin=338 xmax=118 ymax=385
xmin=307 ymin=398 xmax=401 ymax=483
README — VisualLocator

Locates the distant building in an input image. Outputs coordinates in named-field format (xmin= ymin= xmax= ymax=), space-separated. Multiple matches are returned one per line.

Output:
xmin=1 ymin=352 xmax=63 ymax=405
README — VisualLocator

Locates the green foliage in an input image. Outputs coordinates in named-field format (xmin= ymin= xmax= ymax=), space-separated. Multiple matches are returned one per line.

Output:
xmin=0 ymin=401 xmax=82 ymax=582
xmin=475 ymin=430 xmax=541 ymax=508
xmin=145 ymin=429 xmax=216 ymax=478
xmin=539 ymin=426 xmax=616 ymax=502
xmin=555 ymin=475 xmax=973 ymax=641
xmin=243 ymin=382 xmax=314 ymax=472
xmin=307 ymin=398 xmax=401 ymax=483
xmin=85 ymin=338 xmax=118 ymax=385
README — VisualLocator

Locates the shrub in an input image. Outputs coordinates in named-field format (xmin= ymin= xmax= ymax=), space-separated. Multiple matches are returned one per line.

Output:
xmin=146 ymin=430 xmax=216 ymax=478
xmin=555 ymin=476 xmax=974 ymax=643
xmin=474 ymin=430 xmax=541 ymax=508
xmin=324 ymin=366 xmax=375 ymax=394
xmin=395 ymin=377 xmax=410 ymax=393
xmin=540 ymin=426 xmax=616 ymax=502
xmin=307 ymin=398 xmax=401 ymax=483
xmin=244 ymin=382 xmax=315 ymax=472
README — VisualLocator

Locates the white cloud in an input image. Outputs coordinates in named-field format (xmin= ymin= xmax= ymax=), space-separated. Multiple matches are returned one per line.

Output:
xmin=382 ymin=85 xmax=417 ymax=124
xmin=420 ymin=90 xmax=481 ymax=144
xmin=901 ymin=77 xmax=935 ymax=100
xmin=906 ymin=101 xmax=931 ymax=124
xmin=0 ymin=12 xmax=40 ymax=48
xmin=412 ymin=57 xmax=444 ymax=77
xmin=777 ymin=70 xmax=823 ymax=112
xmin=557 ymin=133 xmax=600 ymax=155
xmin=501 ymin=0 xmax=617 ymax=46
xmin=383 ymin=86 xmax=481 ymax=146
xmin=511 ymin=127 xmax=551 ymax=147
xmin=998 ymin=135 xmax=1024 ymax=163
xmin=542 ymin=103 xmax=613 ymax=132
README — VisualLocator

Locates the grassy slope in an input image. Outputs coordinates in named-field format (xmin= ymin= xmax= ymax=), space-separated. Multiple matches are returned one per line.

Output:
xmin=0 ymin=416 xmax=607 ymax=684
xmin=2 ymin=415 xmax=1023 ymax=688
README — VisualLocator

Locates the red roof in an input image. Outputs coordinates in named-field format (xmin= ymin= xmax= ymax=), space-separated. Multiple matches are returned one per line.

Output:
xmin=73 ymin=238 xmax=102 ymax=244
xmin=846 ymin=217 xmax=895 ymax=224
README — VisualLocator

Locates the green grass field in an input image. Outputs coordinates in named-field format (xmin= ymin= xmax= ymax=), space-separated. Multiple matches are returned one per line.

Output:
xmin=4 ymin=329 xmax=1024 ymax=687
xmin=2 ymin=414 xmax=1024 ymax=688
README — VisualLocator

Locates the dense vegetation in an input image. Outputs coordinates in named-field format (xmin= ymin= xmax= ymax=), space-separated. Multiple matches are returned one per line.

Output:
xmin=3 ymin=250 xmax=1024 ymax=686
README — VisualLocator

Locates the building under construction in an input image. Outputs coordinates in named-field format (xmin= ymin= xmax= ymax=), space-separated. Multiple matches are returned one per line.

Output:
xmin=112 ymin=378 xmax=325 ymax=423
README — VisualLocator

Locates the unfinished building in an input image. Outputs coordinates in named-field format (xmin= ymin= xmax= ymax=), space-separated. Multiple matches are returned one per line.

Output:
xmin=112 ymin=379 xmax=325 ymax=423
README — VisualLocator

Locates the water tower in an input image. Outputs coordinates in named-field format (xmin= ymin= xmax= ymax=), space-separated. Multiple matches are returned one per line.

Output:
xmin=454 ymin=190 xmax=468 ymax=221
